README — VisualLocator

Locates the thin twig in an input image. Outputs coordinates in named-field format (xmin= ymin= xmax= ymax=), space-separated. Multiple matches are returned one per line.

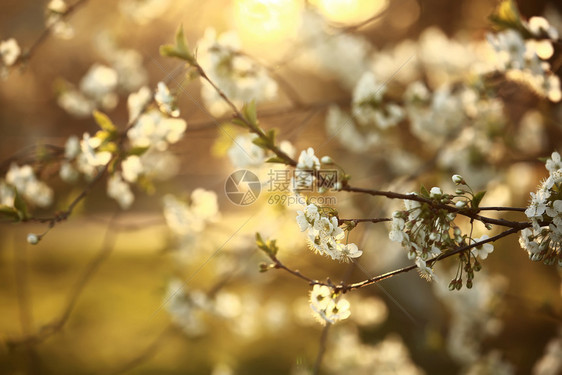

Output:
xmin=338 ymin=217 xmax=391 ymax=225
xmin=195 ymin=63 xmax=297 ymax=166
xmin=16 ymin=0 xmax=90 ymax=67
xmin=313 ymin=323 xmax=331 ymax=375
xmin=6 ymin=212 xmax=120 ymax=348
xmin=264 ymin=226 xmax=526 ymax=293
xmin=341 ymin=185 xmax=525 ymax=229
xmin=343 ymin=226 xmax=523 ymax=292
xmin=478 ymin=206 xmax=526 ymax=212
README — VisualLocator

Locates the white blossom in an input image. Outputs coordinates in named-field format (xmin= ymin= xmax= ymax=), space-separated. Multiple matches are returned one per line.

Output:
xmin=80 ymin=64 xmax=118 ymax=104
xmin=127 ymin=86 xmax=152 ymax=122
xmin=0 ymin=38 xmax=21 ymax=66
xmin=107 ymin=172 xmax=134 ymax=209
xmin=154 ymin=82 xmax=179 ymax=117
xmin=197 ymin=28 xmax=277 ymax=116
xmin=128 ymin=110 xmax=187 ymax=151
xmin=227 ymin=134 xmax=266 ymax=168
xmin=415 ymin=257 xmax=436 ymax=281
xmin=296 ymin=147 xmax=320 ymax=170
xmin=121 ymin=155 xmax=144 ymax=183
xmin=5 ymin=164 xmax=53 ymax=207
xmin=471 ymin=235 xmax=494 ymax=260
xmin=309 ymin=284 xmax=350 ymax=325
xmin=352 ymin=71 xmax=404 ymax=129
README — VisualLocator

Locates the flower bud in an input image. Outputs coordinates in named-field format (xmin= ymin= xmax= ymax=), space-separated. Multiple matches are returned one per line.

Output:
xmin=321 ymin=156 xmax=334 ymax=164
xmin=452 ymin=175 xmax=465 ymax=185
xmin=448 ymin=280 xmax=456 ymax=291
xmin=430 ymin=187 xmax=442 ymax=197
xmin=455 ymin=201 xmax=467 ymax=208
xmin=466 ymin=279 xmax=473 ymax=289
xmin=333 ymin=182 xmax=342 ymax=191
xmin=27 ymin=233 xmax=40 ymax=245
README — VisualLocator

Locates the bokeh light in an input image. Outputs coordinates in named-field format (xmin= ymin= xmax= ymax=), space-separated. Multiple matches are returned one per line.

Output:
xmin=308 ymin=0 xmax=387 ymax=24
xmin=233 ymin=0 xmax=301 ymax=46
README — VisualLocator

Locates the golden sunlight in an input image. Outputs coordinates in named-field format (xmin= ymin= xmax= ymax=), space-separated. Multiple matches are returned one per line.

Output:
xmin=233 ymin=0 xmax=301 ymax=45
xmin=308 ymin=0 xmax=387 ymax=24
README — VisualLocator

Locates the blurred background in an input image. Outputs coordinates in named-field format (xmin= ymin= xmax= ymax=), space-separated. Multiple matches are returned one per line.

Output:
xmin=1 ymin=0 xmax=562 ymax=374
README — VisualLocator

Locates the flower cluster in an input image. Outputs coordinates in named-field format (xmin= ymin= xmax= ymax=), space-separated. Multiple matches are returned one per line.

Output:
xmin=196 ymin=28 xmax=278 ymax=116
xmin=163 ymin=189 xmax=219 ymax=247
xmin=519 ymin=151 xmax=562 ymax=266
xmin=309 ymin=284 xmax=350 ymax=325
xmin=0 ymin=38 xmax=21 ymax=77
xmin=389 ymin=188 xmax=460 ymax=280
xmin=486 ymin=16 xmax=561 ymax=102
xmin=46 ymin=0 xmax=74 ymax=40
xmin=292 ymin=147 xmax=320 ymax=192
xmin=352 ymin=71 xmax=405 ymax=130
xmin=1 ymin=164 xmax=53 ymax=209
xmin=58 ymin=64 xmax=119 ymax=117
xmin=296 ymin=203 xmax=362 ymax=262
xmin=60 ymin=83 xmax=185 ymax=209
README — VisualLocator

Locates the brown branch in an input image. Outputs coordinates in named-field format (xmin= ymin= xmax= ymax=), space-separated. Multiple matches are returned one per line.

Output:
xmin=15 ymin=0 xmax=90 ymax=67
xmin=186 ymin=97 xmax=349 ymax=132
xmin=195 ymin=63 xmax=297 ymax=167
xmin=341 ymin=185 xmax=525 ymax=229
xmin=269 ymin=253 xmax=319 ymax=285
xmin=264 ymin=226 xmax=526 ymax=293
xmin=342 ymin=226 xmax=523 ymax=292
xmin=338 ymin=217 xmax=391 ymax=225
xmin=478 ymin=206 xmax=526 ymax=212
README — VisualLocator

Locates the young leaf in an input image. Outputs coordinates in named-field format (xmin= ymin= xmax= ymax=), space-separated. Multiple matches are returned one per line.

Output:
xmin=0 ymin=205 xmax=20 ymax=222
xmin=252 ymin=136 xmax=270 ymax=148
xmin=420 ymin=185 xmax=430 ymax=198
xmin=265 ymin=156 xmax=287 ymax=164
xmin=489 ymin=0 xmax=522 ymax=31
xmin=159 ymin=25 xmax=195 ymax=64
xmin=242 ymin=101 xmax=258 ymax=126
xmin=13 ymin=191 xmax=28 ymax=220
xmin=255 ymin=232 xmax=278 ymax=257
xmin=472 ymin=191 xmax=487 ymax=209
xmin=93 ymin=110 xmax=116 ymax=133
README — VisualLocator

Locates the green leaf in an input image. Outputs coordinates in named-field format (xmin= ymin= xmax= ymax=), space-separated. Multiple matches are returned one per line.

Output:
xmin=175 ymin=24 xmax=189 ymax=56
xmin=265 ymin=156 xmax=287 ymax=164
xmin=0 ymin=205 xmax=20 ymax=222
xmin=231 ymin=118 xmax=249 ymax=129
xmin=489 ymin=0 xmax=522 ymax=30
xmin=265 ymin=129 xmax=276 ymax=144
xmin=472 ymin=191 xmax=487 ymax=209
xmin=159 ymin=25 xmax=195 ymax=64
xmin=13 ymin=191 xmax=28 ymax=220
xmin=420 ymin=185 xmax=430 ymax=198
xmin=252 ymin=136 xmax=270 ymax=148
xmin=93 ymin=110 xmax=117 ymax=133
xmin=128 ymin=146 xmax=150 ymax=156
xmin=242 ymin=101 xmax=257 ymax=126
xmin=255 ymin=232 xmax=278 ymax=257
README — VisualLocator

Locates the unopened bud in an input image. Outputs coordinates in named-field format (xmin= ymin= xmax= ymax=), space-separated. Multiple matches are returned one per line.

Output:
xmin=27 ymin=233 xmax=40 ymax=245
xmin=321 ymin=156 xmax=334 ymax=164
xmin=452 ymin=175 xmax=465 ymax=185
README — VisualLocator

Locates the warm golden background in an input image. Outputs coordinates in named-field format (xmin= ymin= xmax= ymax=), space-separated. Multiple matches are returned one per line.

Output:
xmin=1 ymin=0 xmax=561 ymax=374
